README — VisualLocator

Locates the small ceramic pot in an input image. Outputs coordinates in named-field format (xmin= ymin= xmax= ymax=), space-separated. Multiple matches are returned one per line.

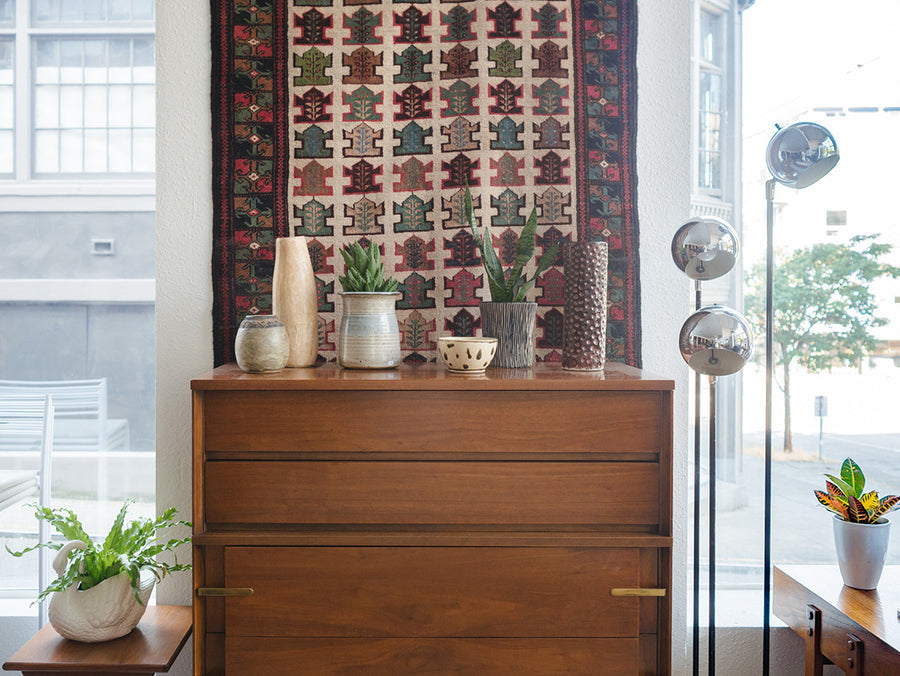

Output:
xmin=234 ymin=315 xmax=290 ymax=373
xmin=437 ymin=336 xmax=498 ymax=374
xmin=48 ymin=540 xmax=155 ymax=643
xmin=832 ymin=515 xmax=891 ymax=590
xmin=479 ymin=301 xmax=537 ymax=368
xmin=339 ymin=292 xmax=401 ymax=369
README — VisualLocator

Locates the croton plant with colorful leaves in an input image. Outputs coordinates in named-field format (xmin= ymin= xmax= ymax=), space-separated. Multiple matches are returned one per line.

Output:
xmin=814 ymin=457 xmax=899 ymax=524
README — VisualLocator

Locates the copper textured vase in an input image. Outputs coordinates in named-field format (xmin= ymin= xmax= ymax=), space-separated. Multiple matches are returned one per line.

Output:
xmin=562 ymin=240 xmax=608 ymax=371
xmin=479 ymin=301 xmax=537 ymax=368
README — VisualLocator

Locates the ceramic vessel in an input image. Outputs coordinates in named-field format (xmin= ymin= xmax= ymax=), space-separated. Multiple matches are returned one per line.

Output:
xmin=479 ymin=301 xmax=537 ymax=368
xmin=832 ymin=515 xmax=891 ymax=589
xmin=272 ymin=236 xmax=319 ymax=367
xmin=48 ymin=540 xmax=155 ymax=642
xmin=562 ymin=240 xmax=608 ymax=371
xmin=437 ymin=336 xmax=498 ymax=374
xmin=339 ymin=292 xmax=401 ymax=369
xmin=234 ymin=315 xmax=290 ymax=373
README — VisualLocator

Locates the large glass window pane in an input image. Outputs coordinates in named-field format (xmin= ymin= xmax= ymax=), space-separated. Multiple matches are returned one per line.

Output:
xmin=698 ymin=71 xmax=722 ymax=191
xmin=0 ymin=38 xmax=12 ymax=173
xmin=700 ymin=10 xmax=722 ymax=66
xmin=32 ymin=0 xmax=153 ymax=24
xmin=0 ymin=0 xmax=13 ymax=24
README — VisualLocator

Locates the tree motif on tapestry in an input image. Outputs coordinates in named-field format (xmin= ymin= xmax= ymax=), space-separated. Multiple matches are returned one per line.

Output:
xmin=293 ymin=198 xmax=334 ymax=236
xmin=441 ymin=5 xmax=475 ymax=43
xmin=488 ymin=41 xmax=523 ymax=78
xmin=394 ymin=121 xmax=433 ymax=156
xmin=343 ymin=123 xmax=382 ymax=158
xmin=394 ymin=236 xmax=435 ymax=271
xmin=293 ymin=47 xmax=331 ymax=86
xmin=490 ymin=116 xmax=524 ymax=150
xmin=393 ymin=195 xmax=435 ymax=233
xmin=394 ymin=45 xmax=431 ymax=83
xmin=441 ymin=117 xmax=479 ymax=152
xmin=344 ymin=7 xmax=380 ymax=45
xmin=397 ymin=273 xmax=436 ymax=309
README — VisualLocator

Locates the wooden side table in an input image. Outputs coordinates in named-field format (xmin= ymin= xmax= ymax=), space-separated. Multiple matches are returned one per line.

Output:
xmin=2 ymin=605 xmax=191 ymax=676
xmin=774 ymin=565 xmax=900 ymax=676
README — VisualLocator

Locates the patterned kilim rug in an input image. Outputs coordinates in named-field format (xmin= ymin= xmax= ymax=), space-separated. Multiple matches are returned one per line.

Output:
xmin=211 ymin=0 xmax=640 ymax=367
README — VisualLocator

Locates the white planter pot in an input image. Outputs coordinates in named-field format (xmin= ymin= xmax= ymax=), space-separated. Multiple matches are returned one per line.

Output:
xmin=832 ymin=515 xmax=891 ymax=590
xmin=47 ymin=540 xmax=155 ymax=642
xmin=338 ymin=292 xmax=401 ymax=369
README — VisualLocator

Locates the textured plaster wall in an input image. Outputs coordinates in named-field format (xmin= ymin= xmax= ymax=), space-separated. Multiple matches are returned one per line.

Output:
xmin=153 ymin=1 xmax=804 ymax=675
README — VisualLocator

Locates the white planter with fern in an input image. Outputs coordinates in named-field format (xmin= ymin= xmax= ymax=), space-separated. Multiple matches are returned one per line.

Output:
xmin=815 ymin=457 xmax=898 ymax=590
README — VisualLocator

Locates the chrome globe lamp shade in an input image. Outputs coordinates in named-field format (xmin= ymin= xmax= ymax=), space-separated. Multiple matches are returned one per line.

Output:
xmin=671 ymin=217 xmax=740 ymax=281
xmin=761 ymin=122 xmax=839 ymax=676
xmin=679 ymin=306 xmax=754 ymax=377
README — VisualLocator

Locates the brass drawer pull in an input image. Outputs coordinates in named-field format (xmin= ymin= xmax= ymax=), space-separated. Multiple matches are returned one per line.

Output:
xmin=196 ymin=587 xmax=254 ymax=597
xmin=610 ymin=588 xmax=667 ymax=597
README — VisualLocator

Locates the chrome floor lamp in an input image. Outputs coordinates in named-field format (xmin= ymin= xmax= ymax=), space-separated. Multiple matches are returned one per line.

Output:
xmin=672 ymin=218 xmax=750 ymax=676
xmin=761 ymin=122 xmax=839 ymax=675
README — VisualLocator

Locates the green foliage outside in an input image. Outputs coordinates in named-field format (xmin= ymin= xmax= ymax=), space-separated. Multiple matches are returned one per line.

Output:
xmin=744 ymin=235 xmax=900 ymax=452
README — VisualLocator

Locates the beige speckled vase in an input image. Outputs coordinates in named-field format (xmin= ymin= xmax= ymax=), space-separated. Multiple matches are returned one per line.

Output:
xmin=338 ymin=292 xmax=401 ymax=369
xmin=234 ymin=315 xmax=290 ymax=373
xmin=272 ymin=236 xmax=319 ymax=367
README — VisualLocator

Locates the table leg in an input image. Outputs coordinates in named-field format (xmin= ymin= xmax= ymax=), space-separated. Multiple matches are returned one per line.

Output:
xmin=805 ymin=604 xmax=824 ymax=676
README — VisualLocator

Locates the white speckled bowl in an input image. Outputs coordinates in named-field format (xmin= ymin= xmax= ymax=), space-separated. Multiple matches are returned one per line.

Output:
xmin=437 ymin=337 xmax=498 ymax=373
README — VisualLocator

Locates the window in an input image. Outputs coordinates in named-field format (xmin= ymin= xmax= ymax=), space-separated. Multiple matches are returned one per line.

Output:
xmin=0 ymin=0 xmax=155 ymax=621
xmin=698 ymin=9 xmax=724 ymax=193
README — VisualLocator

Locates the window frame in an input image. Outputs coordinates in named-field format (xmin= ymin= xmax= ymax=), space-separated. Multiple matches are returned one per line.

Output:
xmin=0 ymin=0 xmax=154 ymax=207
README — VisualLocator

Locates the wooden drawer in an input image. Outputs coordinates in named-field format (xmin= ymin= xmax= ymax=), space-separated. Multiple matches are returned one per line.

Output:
xmin=224 ymin=637 xmax=640 ymax=675
xmin=223 ymin=546 xmax=643 ymax=638
xmin=205 ymin=460 xmax=660 ymax=527
xmin=201 ymin=390 xmax=664 ymax=455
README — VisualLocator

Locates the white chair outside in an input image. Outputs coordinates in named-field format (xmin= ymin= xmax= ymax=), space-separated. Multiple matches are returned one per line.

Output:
xmin=0 ymin=393 xmax=54 ymax=627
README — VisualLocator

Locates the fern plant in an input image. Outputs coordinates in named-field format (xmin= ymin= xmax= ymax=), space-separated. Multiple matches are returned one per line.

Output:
xmin=465 ymin=187 xmax=559 ymax=302
xmin=338 ymin=241 xmax=399 ymax=293
xmin=814 ymin=457 xmax=899 ymax=524
xmin=6 ymin=500 xmax=192 ymax=604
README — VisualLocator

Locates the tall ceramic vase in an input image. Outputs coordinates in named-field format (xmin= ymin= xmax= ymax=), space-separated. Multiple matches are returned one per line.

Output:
xmin=272 ymin=236 xmax=318 ymax=367
xmin=562 ymin=240 xmax=609 ymax=371
xmin=479 ymin=301 xmax=537 ymax=368
xmin=338 ymin=292 xmax=402 ymax=369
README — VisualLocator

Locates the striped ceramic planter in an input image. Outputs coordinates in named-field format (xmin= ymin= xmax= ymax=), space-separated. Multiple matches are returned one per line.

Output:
xmin=338 ymin=292 xmax=402 ymax=369
xmin=479 ymin=301 xmax=537 ymax=368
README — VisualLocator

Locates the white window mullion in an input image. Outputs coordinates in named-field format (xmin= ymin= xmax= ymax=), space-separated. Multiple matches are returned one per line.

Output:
xmin=13 ymin=0 xmax=29 ymax=179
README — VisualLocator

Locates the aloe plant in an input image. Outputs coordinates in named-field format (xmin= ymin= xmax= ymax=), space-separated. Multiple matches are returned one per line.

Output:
xmin=338 ymin=241 xmax=398 ymax=293
xmin=465 ymin=187 xmax=559 ymax=302
xmin=6 ymin=499 xmax=191 ymax=604
xmin=814 ymin=457 xmax=899 ymax=524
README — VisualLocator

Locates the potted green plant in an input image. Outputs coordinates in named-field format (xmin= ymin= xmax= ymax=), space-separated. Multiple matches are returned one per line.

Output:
xmin=465 ymin=187 xmax=559 ymax=367
xmin=814 ymin=457 xmax=899 ymax=589
xmin=338 ymin=241 xmax=402 ymax=369
xmin=6 ymin=500 xmax=191 ymax=642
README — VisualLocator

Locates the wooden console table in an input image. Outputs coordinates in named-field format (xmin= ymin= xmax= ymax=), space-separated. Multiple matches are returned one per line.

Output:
xmin=774 ymin=565 xmax=900 ymax=675
xmin=2 ymin=605 xmax=192 ymax=676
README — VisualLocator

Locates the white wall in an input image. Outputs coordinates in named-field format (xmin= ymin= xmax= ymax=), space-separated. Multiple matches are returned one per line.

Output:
xmin=153 ymin=2 xmax=801 ymax=675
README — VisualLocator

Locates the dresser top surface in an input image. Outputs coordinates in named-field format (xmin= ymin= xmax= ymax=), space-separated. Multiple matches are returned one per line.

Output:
xmin=192 ymin=362 xmax=675 ymax=392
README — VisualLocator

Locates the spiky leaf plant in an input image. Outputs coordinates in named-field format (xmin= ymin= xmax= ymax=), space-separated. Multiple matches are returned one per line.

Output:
xmin=814 ymin=457 xmax=899 ymax=524
xmin=6 ymin=500 xmax=192 ymax=604
xmin=338 ymin=241 xmax=399 ymax=293
xmin=465 ymin=187 xmax=559 ymax=302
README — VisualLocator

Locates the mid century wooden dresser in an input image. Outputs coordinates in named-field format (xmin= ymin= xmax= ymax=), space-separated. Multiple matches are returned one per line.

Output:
xmin=191 ymin=363 xmax=674 ymax=675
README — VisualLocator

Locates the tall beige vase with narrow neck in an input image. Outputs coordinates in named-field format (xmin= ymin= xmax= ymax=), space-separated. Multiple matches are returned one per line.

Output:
xmin=272 ymin=236 xmax=318 ymax=367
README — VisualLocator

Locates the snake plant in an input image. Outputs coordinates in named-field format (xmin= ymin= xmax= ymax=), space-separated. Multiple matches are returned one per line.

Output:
xmin=465 ymin=187 xmax=559 ymax=302
xmin=338 ymin=241 xmax=399 ymax=293
xmin=814 ymin=457 xmax=899 ymax=524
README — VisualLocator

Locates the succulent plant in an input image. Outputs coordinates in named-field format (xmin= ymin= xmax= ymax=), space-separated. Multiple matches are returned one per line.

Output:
xmin=338 ymin=241 xmax=399 ymax=293
xmin=814 ymin=457 xmax=899 ymax=524
xmin=465 ymin=186 xmax=559 ymax=302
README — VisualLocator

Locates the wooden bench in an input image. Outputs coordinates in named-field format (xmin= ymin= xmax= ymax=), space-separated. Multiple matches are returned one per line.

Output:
xmin=2 ymin=605 xmax=192 ymax=676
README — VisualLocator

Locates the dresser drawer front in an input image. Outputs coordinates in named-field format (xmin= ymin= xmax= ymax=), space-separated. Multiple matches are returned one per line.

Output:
xmin=201 ymin=390 xmax=663 ymax=455
xmin=205 ymin=460 xmax=659 ymax=526
xmin=224 ymin=546 xmax=641 ymax=638
xmin=225 ymin=637 xmax=639 ymax=675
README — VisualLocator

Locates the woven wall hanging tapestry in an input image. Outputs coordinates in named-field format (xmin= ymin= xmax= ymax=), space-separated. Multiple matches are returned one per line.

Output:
xmin=212 ymin=0 xmax=640 ymax=367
